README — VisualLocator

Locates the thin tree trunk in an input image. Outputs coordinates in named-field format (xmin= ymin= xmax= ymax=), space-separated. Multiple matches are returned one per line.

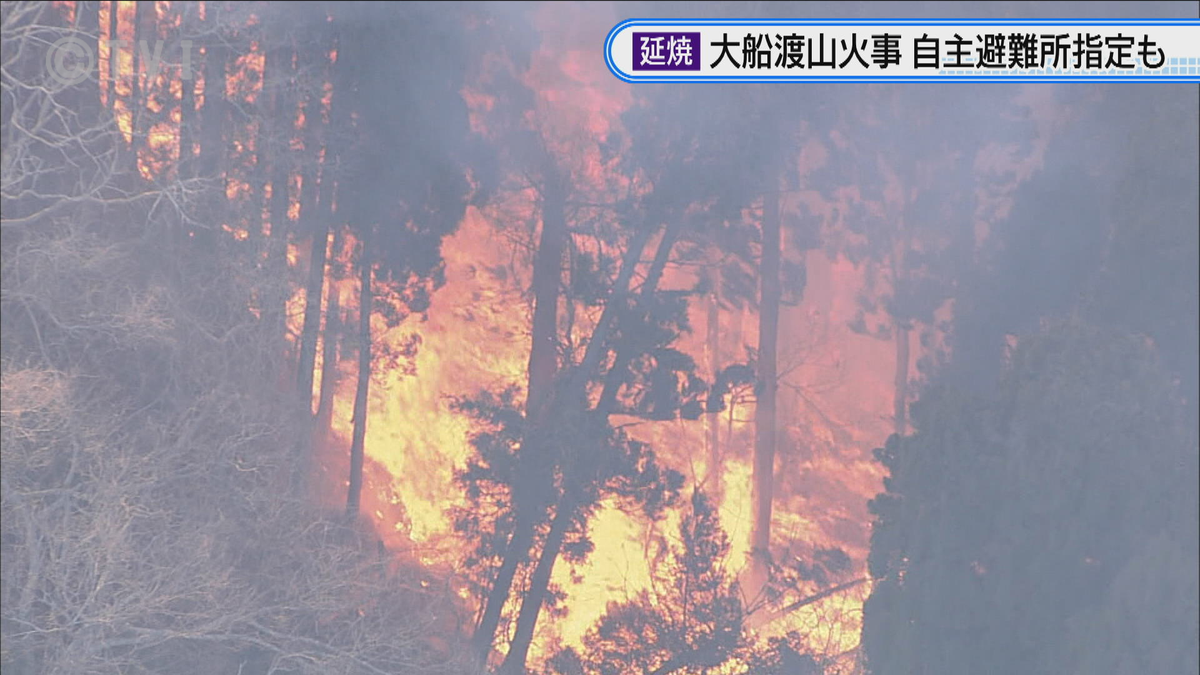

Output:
xmin=128 ymin=0 xmax=142 ymax=177
xmin=314 ymin=255 xmax=342 ymax=442
xmin=73 ymin=2 xmax=102 ymax=126
xmin=751 ymin=191 xmax=781 ymax=566
xmin=312 ymin=28 xmax=351 ymax=433
xmin=196 ymin=1 xmax=227 ymax=251
xmin=295 ymin=56 xmax=333 ymax=410
xmin=727 ymin=394 xmax=737 ymax=460
xmin=732 ymin=302 xmax=745 ymax=364
xmin=113 ymin=0 xmax=146 ymax=200
xmin=569 ymin=224 xmax=657 ymax=390
xmin=298 ymin=223 xmax=330 ymax=408
xmin=892 ymin=235 xmax=910 ymax=437
xmin=178 ymin=88 xmax=194 ymax=182
xmin=777 ymin=577 xmax=868 ymax=616
xmin=346 ymin=228 xmax=373 ymax=518
xmin=63 ymin=1 xmax=103 ymax=232
xmin=893 ymin=321 xmax=910 ymax=436
xmin=472 ymin=173 xmax=565 ymax=663
xmin=171 ymin=4 xmax=199 ymax=271
xmin=264 ymin=45 xmax=293 ymax=357
xmin=130 ymin=0 xmax=158 ymax=180
xmin=107 ymin=0 xmax=118 ymax=112
xmin=290 ymin=134 xmax=327 ymax=491
xmin=705 ymin=263 xmax=721 ymax=495
xmin=176 ymin=3 xmax=194 ymax=186
xmin=498 ymin=492 xmax=575 ymax=675
xmin=526 ymin=176 xmax=566 ymax=422
xmin=596 ymin=220 xmax=683 ymax=411
xmin=471 ymin=516 xmax=534 ymax=663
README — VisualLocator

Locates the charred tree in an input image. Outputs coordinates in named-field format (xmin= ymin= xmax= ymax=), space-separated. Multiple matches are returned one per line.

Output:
xmin=107 ymin=0 xmax=118 ymax=113
xmin=196 ymin=2 xmax=229 ymax=250
xmin=314 ymin=225 xmax=347 ymax=450
xmin=72 ymin=2 xmax=102 ymax=129
xmin=315 ymin=257 xmax=343 ymax=442
xmin=471 ymin=168 xmax=566 ymax=662
xmin=295 ymin=36 xmax=336 ymax=412
xmin=891 ymin=235 xmax=911 ymax=437
xmin=127 ymin=0 xmax=144 ymax=178
xmin=327 ymin=2 xmax=471 ymax=521
xmin=297 ymin=219 xmax=330 ymax=409
xmin=498 ymin=491 xmax=577 ymax=675
xmin=127 ymin=0 xmax=161 ymax=181
xmin=705 ymin=263 xmax=722 ymax=496
xmin=345 ymin=226 xmax=374 ymax=519
xmin=527 ymin=172 xmax=567 ymax=421
xmin=893 ymin=320 xmax=910 ymax=436
xmin=263 ymin=41 xmax=295 ymax=354
xmin=751 ymin=190 xmax=782 ymax=575
xmin=174 ymin=4 xmax=196 ymax=189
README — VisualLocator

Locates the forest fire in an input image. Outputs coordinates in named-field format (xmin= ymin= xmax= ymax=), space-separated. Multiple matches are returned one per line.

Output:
xmin=302 ymin=3 xmax=919 ymax=663
xmin=5 ymin=2 xmax=1196 ymax=675
xmin=35 ymin=0 xmax=986 ymax=666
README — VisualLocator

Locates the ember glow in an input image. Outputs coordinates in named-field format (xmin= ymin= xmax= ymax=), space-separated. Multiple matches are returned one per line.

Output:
xmin=6 ymin=2 xmax=1196 ymax=675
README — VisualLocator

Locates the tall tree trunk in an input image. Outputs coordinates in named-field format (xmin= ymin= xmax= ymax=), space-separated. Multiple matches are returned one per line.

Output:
xmin=315 ymin=249 xmax=343 ymax=443
xmin=705 ymin=263 xmax=722 ymax=495
xmin=196 ymin=1 xmax=228 ymax=252
xmin=175 ymin=3 xmax=195 ymax=187
xmin=731 ymin=302 xmax=745 ymax=365
xmin=128 ymin=0 xmax=151 ymax=179
xmin=128 ymin=0 xmax=140 ymax=147
xmin=893 ymin=320 xmax=910 ymax=436
xmin=346 ymin=228 xmax=373 ymax=518
xmin=178 ymin=53 xmax=195 ymax=184
xmin=526 ymin=175 xmax=566 ymax=421
xmin=106 ymin=0 xmax=118 ymax=112
xmin=290 ymin=133 xmax=326 ymax=492
xmin=892 ymin=237 xmax=910 ymax=438
xmin=295 ymin=52 xmax=334 ymax=411
xmin=498 ymin=492 xmax=575 ymax=675
xmin=471 ymin=516 xmax=534 ymax=663
xmin=73 ymin=2 xmax=102 ymax=126
xmin=264 ymin=45 xmax=294 ymax=357
xmin=471 ymin=172 xmax=566 ymax=663
xmin=298 ymin=223 xmax=330 ymax=407
xmin=311 ymin=26 xmax=352 ymax=431
xmin=64 ymin=1 xmax=103 ymax=232
xmin=751 ymin=191 xmax=781 ymax=569
xmin=170 ymin=4 xmax=200 ymax=277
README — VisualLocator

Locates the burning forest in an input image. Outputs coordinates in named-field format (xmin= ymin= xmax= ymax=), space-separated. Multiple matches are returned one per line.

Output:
xmin=2 ymin=2 xmax=1197 ymax=675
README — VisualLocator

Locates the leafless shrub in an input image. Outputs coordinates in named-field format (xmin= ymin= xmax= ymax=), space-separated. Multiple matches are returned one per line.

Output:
xmin=2 ymin=3 xmax=479 ymax=674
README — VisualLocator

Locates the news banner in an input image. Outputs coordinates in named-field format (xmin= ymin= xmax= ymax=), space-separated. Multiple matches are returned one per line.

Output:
xmin=605 ymin=19 xmax=1200 ymax=82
